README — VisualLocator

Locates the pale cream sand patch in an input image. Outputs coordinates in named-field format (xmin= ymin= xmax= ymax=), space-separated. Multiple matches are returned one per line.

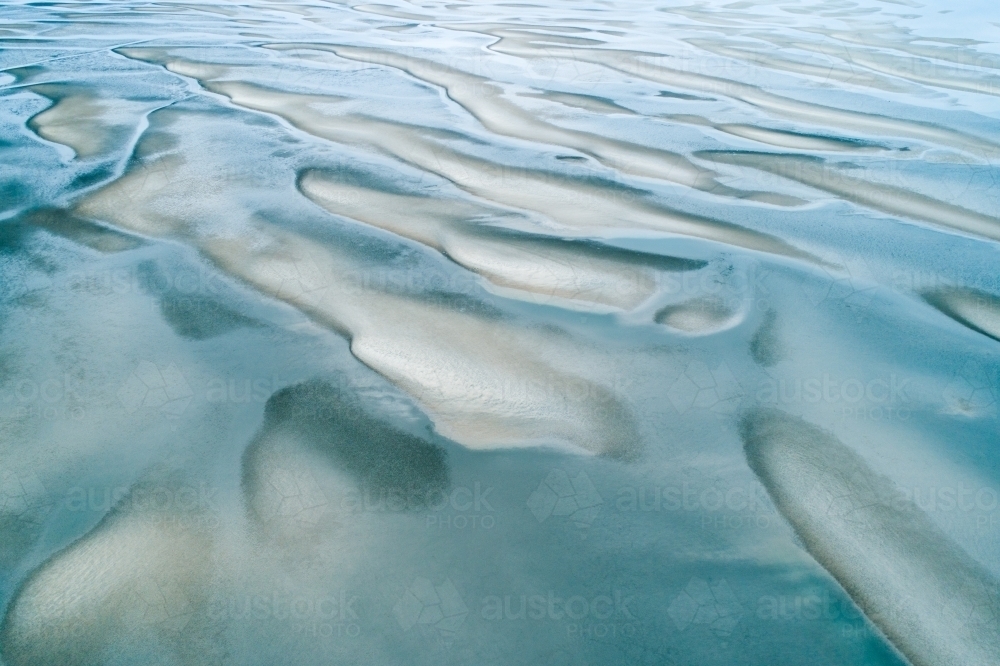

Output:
xmin=654 ymin=296 xmax=739 ymax=333
xmin=28 ymin=90 xmax=113 ymax=158
xmin=205 ymin=227 xmax=641 ymax=458
xmin=267 ymin=42 xmax=796 ymax=202
xmin=0 ymin=477 xmax=219 ymax=666
xmin=517 ymin=89 xmax=636 ymax=116
xmin=27 ymin=84 xmax=155 ymax=159
xmin=299 ymin=168 xmax=704 ymax=311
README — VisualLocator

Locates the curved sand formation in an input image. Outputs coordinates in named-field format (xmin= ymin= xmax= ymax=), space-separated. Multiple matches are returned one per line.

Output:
xmin=924 ymin=287 xmax=1000 ymax=343
xmin=0 ymin=476 xmax=218 ymax=666
xmin=741 ymin=409 xmax=1000 ymax=666
xmin=242 ymin=379 xmax=450 ymax=536
xmin=26 ymin=84 xmax=157 ymax=159
xmin=27 ymin=87 xmax=118 ymax=158
xmin=667 ymin=114 xmax=890 ymax=153
xmin=75 ymin=123 xmax=641 ymax=458
xmin=698 ymin=151 xmax=1000 ymax=242
xmin=204 ymin=226 xmax=642 ymax=458
xmin=518 ymin=89 xmax=637 ymax=116
xmin=268 ymin=42 xmax=798 ymax=202
xmin=114 ymin=49 xmax=816 ymax=263
xmin=443 ymin=24 xmax=1000 ymax=157
xmin=299 ymin=168 xmax=706 ymax=311
xmin=654 ymin=296 xmax=738 ymax=333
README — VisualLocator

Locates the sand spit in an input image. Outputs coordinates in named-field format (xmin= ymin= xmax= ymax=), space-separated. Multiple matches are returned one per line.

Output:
xmin=444 ymin=24 xmax=1000 ymax=156
xmin=205 ymin=226 xmax=642 ymax=459
xmin=698 ymin=151 xmax=1000 ymax=242
xmin=924 ymin=287 xmax=1000 ymax=343
xmin=518 ymin=90 xmax=636 ymax=116
xmin=741 ymin=409 xmax=1000 ymax=666
xmin=668 ymin=114 xmax=889 ymax=152
xmin=299 ymin=168 xmax=705 ymax=311
xmin=114 ymin=50 xmax=816 ymax=262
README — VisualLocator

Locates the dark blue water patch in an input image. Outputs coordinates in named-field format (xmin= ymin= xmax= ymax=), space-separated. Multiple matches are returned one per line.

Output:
xmin=136 ymin=259 xmax=264 ymax=341
xmin=658 ymin=90 xmax=716 ymax=101
xmin=0 ymin=180 xmax=30 ymax=215
xmin=243 ymin=378 xmax=451 ymax=516
xmin=67 ymin=163 xmax=116 ymax=191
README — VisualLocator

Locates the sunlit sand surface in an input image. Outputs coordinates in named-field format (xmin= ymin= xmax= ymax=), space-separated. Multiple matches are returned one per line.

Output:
xmin=2 ymin=0 xmax=1000 ymax=664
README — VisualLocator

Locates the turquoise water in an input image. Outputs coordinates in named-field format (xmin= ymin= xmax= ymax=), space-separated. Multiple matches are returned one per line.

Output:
xmin=1 ymin=1 xmax=999 ymax=664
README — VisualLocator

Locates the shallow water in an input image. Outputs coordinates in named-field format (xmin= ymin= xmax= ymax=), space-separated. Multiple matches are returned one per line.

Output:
xmin=1 ymin=1 xmax=999 ymax=664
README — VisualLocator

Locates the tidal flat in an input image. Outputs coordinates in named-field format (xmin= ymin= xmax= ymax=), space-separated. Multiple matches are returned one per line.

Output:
xmin=1 ymin=1 xmax=999 ymax=664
